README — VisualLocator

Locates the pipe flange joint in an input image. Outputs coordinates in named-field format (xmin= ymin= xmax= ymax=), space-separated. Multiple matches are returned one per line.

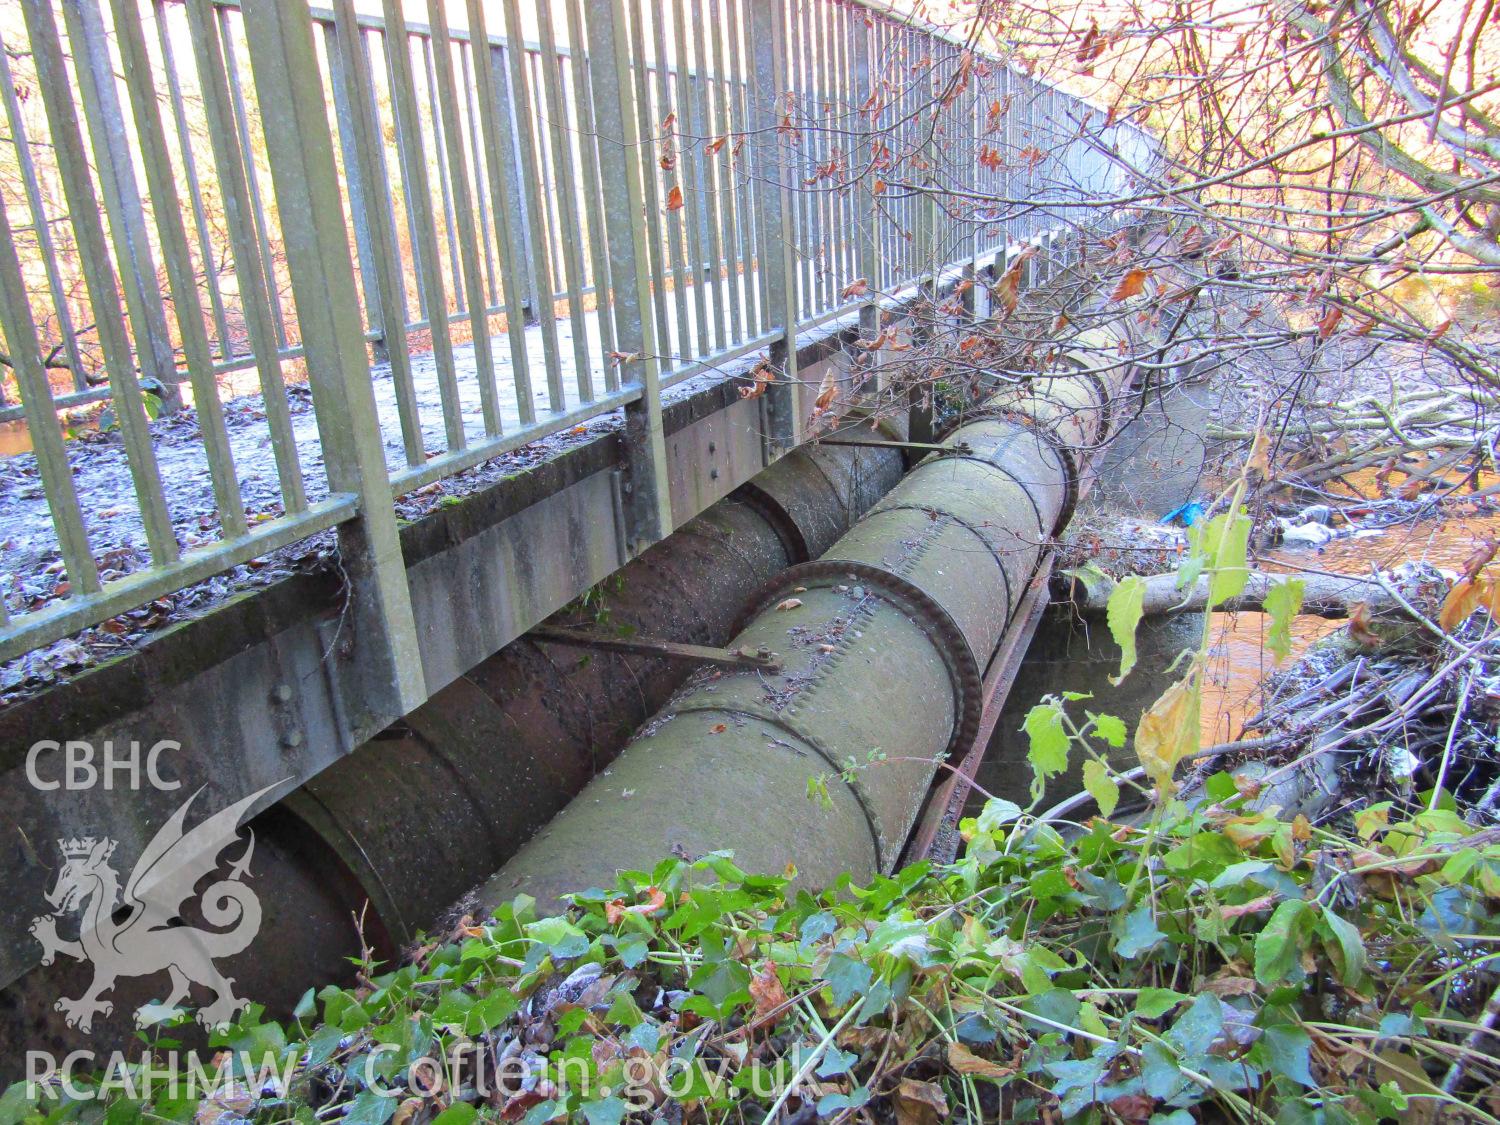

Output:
xmin=747 ymin=559 xmax=984 ymax=772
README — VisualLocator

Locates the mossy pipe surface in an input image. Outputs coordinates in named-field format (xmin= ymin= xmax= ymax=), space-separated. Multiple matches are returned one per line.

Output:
xmin=477 ymin=332 xmax=1131 ymax=912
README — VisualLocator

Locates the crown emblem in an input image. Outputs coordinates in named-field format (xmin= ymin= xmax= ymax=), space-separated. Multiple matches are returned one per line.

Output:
xmin=58 ymin=837 xmax=113 ymax=861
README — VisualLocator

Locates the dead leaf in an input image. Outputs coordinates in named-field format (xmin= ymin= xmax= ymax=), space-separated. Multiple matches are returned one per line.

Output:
xmin=1317 ymin=305 xmax=1343 ymax=339
xmin=1134 ymin=671 xmax=1199 ymax=796
xmin=775 ymin=597 xmax=803 ymax=611
xmin=894 ymin=1078 xmax=948 ymax=1125
xmin=665 ymin=185 xmax=684 ymax=212
xmin=1220 ymin=893 xmax=1277 ymax=919
xmin=812 ymin=368 xmax=838 ymax=415
xmin=706 ymin=135 xmax=728 ymax=155
xmin=738 ymin=360 xmax=776 ymax=400
xmin=1347 ymin=601 xmax=1382 ymax=646
xmin=748 ymin=962 xmax=788 ymax=1022
xmin=1439 ymin=577 xmax=1484 ymax=632
xmin=841 ymin=277 xmax=870 ymax=298
xmin=946 ymin=1041 xmax=1013 ymax=1080
xmin=1110 ymin=267 xmax=1151 ymax=301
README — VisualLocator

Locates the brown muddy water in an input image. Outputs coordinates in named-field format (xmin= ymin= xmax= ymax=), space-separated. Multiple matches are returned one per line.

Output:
xmin=971 ymin=477 xmax=1500 ymax=814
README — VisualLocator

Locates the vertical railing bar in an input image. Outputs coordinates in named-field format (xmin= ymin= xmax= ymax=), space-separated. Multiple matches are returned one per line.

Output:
xmin=426 ymin=0 xmax=502 ymax=437
xmin=0 ymin=190 xmax=100 ymax=598
xmin=0 ymin=36 xmax=88 ymax=395
xmin=324 ymin=19 xmax=388 ymax=364
xmin=649 ymin=0 xmax=691 ymax=368
xmin=850 ymin=0 xmax=880 ymax=394
xmin=499 ymin=0 xmax=567 ymax=414
xmin=465 ymin=3 xmax=536 ymax=425
xmin=528 ymin=50 xmax=566 ymax=300
xmin=624 ymin=0 xmax=674 ymax=366
xmin=239 ymin=0 xmax=426 ymax=719
xmin=107 ymin=0 xmax=248 ymax=539
xmin=327 ymin=1 xmax=422 ymax=467
xmin=534 ymin=0 xmax=595 ymax=402
xmin=459 ymin=44 xmax=500 ymax=311
xmin=216 ymin=6 xmax=290 ymax=348
xmin=584 ymin=0 xmax=672 ymax=549
xmin=185 ymin=0 xmax=311 ymax=510
xmin=725 ymin=0 xmax=761 ymax=335
xmin=12 ymin=0 xmax=178 ymax=566
xmin=827 ymin=0 xmax=847 ymax=299
xmin=785 ymin=0 xmax=810 ymax=321
xmin=840 ymin=2 xmax=860 ymax=300
xmin=670 ymin=0 xmax=710 ymax=356
xmin=689 ymin=16 xmax=726 ymax=352
xmin=750 ymin=0 xmax=801 ymax=456
xmin=420 ymin=31 xmax=466 ymax=314
xmin=705 ymin=0 xmax=742 ymax=346
xmin=564 ymin=0 xmax=619 ymax=388
xmin=361 ymin=28 xmax=414 ymax=330
xmin=152 ymin=0 xmax=233 ymax=362
xmin=61 ymin=0 xmax=182 ymax=408
xmin=816 ymin=0 xmax=840 ymax=315
xmin=379 ymin=0 xmax=466 ymax=451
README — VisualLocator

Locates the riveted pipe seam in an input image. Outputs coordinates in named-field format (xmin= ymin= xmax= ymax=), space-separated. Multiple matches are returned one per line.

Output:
xmin=747 ymin=557 xmax=985 ymax=771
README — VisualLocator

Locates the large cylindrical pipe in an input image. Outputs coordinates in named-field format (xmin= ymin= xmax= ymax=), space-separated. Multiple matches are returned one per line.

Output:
xmin=477 ymin=329 xmax=1131 ymax=910
xmin=262 ymin=440 xmax=905 ymax=943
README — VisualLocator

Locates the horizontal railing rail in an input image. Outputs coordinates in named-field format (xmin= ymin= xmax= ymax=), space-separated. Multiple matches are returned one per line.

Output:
xmin=0 ymin=0 xmax=1154 ymax=700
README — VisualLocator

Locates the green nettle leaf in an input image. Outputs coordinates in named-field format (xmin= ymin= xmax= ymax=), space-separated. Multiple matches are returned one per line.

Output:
xmin=1264 ymin=578 xmax=1305 ymax=664
xmin=1082 ymin=759 xmax=1120 ymax=818
xmin=1089 ymin=711 xmax=1128 ymax=747
xmin=1023 ymin=702 xmax=1071 ymax=801
xmin=1254 ymin=899 xmax=1311 ymax=985
xmin=1195 ymin=510 xmax=1252 ymax=608
xmin=1106 ymin=575 xmax=1147 ymax=683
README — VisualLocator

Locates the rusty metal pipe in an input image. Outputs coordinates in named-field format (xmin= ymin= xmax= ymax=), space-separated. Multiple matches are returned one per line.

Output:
xmin=259 ymin=441 xmax=906 ymax=945
xmin=475 ymin=329 xmax=1133 ymax=910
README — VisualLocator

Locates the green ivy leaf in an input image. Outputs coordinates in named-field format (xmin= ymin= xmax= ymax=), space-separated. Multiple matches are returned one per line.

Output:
xmin=1318 ymin=907 xmax=1366 ymax=987
xmin=1264 ymin=579 xmax=1305 ymax=664
xmin=1115 ymin=903 xmax=1165 ymax=959
xmin=1083 ymin=760 xmax=1119 ymax=818
xmin=1106 ymin=575 xmax=1147 ymax=683
xmin=1254 ymin=899 xmax=1311 ymax=985
xmin=822 ymin=953 xmax=873 ymax=1006
xmin=1254 ymin=1023 xmax=1315 ymax=1087
xmin=430 ymin=1105 xmax=478 ymax=1125
xmin=1135 ymin=987 xmax=1187 ymax=1019
xmin=1023 ymin=702 xmax=1070 ymax=802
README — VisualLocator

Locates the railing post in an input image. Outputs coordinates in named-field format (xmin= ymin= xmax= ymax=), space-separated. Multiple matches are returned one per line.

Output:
xmin=239 ymin=0 xmax=426 ymax=724
xmin=749 ymin=0 xmax=800 ymax=459
xmin=583 ymin=0 xmax=672 ymax=552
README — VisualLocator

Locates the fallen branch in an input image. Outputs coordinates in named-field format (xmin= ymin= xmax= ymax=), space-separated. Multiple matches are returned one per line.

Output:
xmin=1062 ymin=569 xmax=1399 ymax=617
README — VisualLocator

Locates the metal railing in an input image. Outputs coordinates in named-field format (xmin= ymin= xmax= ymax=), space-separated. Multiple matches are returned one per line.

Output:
xmin=0 ymin=0 xmax=1152 ymax=694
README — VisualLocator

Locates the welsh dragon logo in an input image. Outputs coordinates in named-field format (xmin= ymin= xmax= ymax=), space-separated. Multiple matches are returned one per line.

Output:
xmin=29 ymin=783 xmax=280 ymax=1033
